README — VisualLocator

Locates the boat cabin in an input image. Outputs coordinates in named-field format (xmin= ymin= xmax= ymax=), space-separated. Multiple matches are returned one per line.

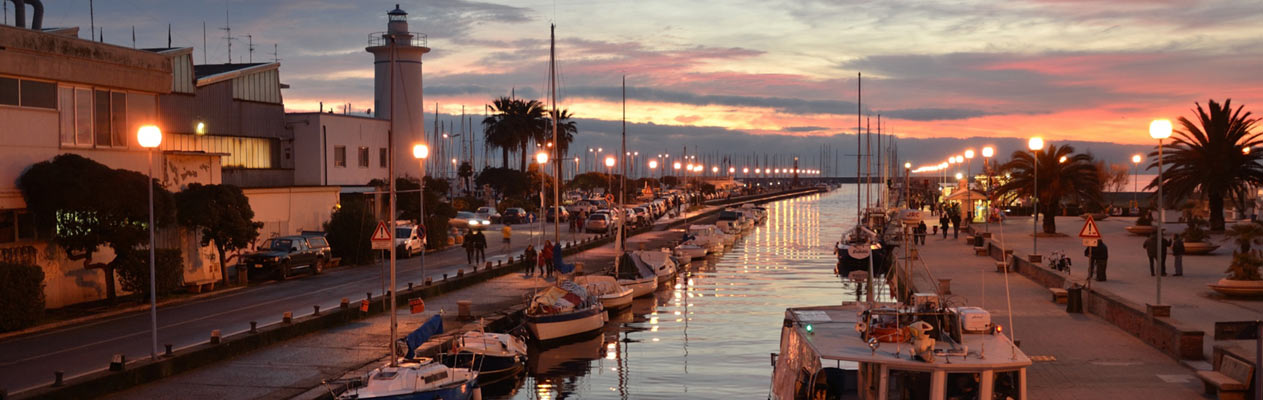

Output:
xmin=771 ymin=304 xmax=1031 ymax=400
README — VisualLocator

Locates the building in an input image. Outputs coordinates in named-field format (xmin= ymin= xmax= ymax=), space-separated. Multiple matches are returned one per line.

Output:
xmin=366 ymin=4 xmax=430 ymax=179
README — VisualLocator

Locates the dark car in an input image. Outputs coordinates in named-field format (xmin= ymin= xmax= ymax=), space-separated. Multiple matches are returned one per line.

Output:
xmin=501 ymin=208 xmax=529 ymax=224
xmin=546 ymin=206 xmax=570 ymax=222
xmin=241 ymin=235 xmax=331 ymax=280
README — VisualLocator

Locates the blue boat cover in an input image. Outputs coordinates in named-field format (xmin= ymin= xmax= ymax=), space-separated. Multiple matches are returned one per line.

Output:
xmin=553 ymin=243 xmax=575 ymax=274
xmin=404 ymin=314 xmax=443 ymax=359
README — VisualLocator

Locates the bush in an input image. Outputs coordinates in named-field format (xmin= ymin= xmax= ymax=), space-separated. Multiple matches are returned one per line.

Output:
xmin=1184 ymin=217 xmax=1210 ymax=242
xmin=0 ymin=263 xmax=45 ymax=332
xmin=1135 ymin=209 xmax=1153 ymax=226
xmin=424 ymin=214 xmax=450 ymax=250
xmin=113 ymin=248 xmax=184 ymax=298
xmin=325 ymin=196 xmax=377 ymax=265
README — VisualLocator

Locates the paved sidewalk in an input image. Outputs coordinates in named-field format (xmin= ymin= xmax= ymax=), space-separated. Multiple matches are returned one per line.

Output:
xmin=971 ymin=215 xmax=1263 ymax=358
xmin=913 ymin=228 xmax=1207 ymax=399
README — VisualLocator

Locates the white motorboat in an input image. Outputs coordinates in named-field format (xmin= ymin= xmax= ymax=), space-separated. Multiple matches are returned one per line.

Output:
xmin=690 ymin=224 xmax=733 ymax=249
xmin=438 ymin=331 xmax=528 ymax=377
xmin=525 ymin=280 xmax=606 ymax=342
xmin=674 ymin=243 xmax=708 ymax=260
xmin=336 ymin=315 xmax=480 ymax=400
xmin=574 ymin=275 xmax=634 ymax=311
xmin=634 ymin=249 xmax=678 ymax=284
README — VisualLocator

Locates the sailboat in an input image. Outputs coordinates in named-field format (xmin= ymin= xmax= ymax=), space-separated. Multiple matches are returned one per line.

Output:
xmin=337 ymin=316 xmax=480 ymax=400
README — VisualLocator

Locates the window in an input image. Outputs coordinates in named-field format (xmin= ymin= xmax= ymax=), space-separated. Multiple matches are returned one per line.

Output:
xmin=20 ymin=80 xmax=56 ymax=109
xmin=94 ymin=90 xmax=111 ymax=146
xmin=111 ymin=92 xmax=126 ymax=146
xmin=947 ymin=372 xmax=980 ymax=400
xmin=74 ymin=88 xmax=93 ymax=145
xmin=0 ymin=210 xmax=14 ymax=243
xmin=993 ymin=370 xmax=1021 ymax=400
xmin=0 ymin=77 xmax=18 ymax=106
xmin=886 ymin=369 xmax=932 ymax=400
xmin=358 ymin=147 xmax=370 ymax=168
xmin=334 ymin=146 xmax=346 ymax=167
xmin=380 ymin=148 xmax=388 ymax=168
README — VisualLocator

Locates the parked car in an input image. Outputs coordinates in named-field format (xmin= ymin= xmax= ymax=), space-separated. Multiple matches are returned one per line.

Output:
xmin=633 ymin=207 xmax=650 ymax=223
xmin=241 ymin=235 xmax=331 ymax=280
xmin=567 ymin=200 xmax=598 ymax=215
xmin=475 ymin=206 xmax=501 ymax=224
xmin=449 ymin=211 xmax=491 ymax=229
xmin=395 ymin=223 xmax=425 ymax=257
xmin=546 ymin=206 xmax=570 ymax=222
xmin=584 ymin=213 xmax=611 ymax=233
xmin=501 ymin=208 xmax=529 ymax=224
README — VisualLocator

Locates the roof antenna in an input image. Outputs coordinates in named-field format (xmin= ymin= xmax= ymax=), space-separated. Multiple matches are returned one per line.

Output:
xmin=219 ymin=5 xmax=232 ymax=63
xmin=247 ymin=34 xmax=255 ymax=63
xmin=271 ymin=44 xmax=280 ymax=63
xmin=131 ymin=26 xmax=136 ymax=48
xmin=167 ymin=24 xmax=172 ymax=48
xmin=89 ymin=0 xmax=95 ymax=39
xmin=202 ymin=22 xmax=207 ymax=63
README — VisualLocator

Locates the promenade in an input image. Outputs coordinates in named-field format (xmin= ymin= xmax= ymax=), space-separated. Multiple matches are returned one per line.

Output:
xmin=972 ymin=215 xmax=1263 ymax=358
xmin=913 ymin=221 xmax=1207 ymax=399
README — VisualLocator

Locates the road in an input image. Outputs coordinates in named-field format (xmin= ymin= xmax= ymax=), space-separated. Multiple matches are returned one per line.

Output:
xmin=0 ymin=221 xmax=597 ymax=394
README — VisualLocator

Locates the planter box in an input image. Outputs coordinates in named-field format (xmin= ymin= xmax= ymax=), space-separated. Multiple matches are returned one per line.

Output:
xmin=1209 ymin=278 xmax=1263 ymax=297
xmin=1124 ymin=225 xmax=1156 ymax=236
xmin=1183 ymin=241 xmax=1219 ymax=255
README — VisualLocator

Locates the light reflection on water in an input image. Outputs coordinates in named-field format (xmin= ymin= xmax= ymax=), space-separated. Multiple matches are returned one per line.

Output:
xmin=491 ymin=187 xmax=867 ymax=400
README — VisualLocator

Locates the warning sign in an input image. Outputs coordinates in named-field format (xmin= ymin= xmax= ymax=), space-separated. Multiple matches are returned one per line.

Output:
xmin=1078 ymin=215 xmax=1101 ymax=238
xmin=371 ymin=221 xmax=392 ymax=250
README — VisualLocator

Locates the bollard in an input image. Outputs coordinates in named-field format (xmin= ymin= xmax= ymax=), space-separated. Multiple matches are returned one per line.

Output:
xmin=313 ymin=305 xmax=321 ymax=315
xmin=498 ymin=260 xmax=502 ymax=267
xmin=54 ymin=370 xmax=63 ymax=386
xmin=250 ymin=321 xmax=258 ymax=333
xmin=341 ymin=298 xmax=350 ymax=309
xmin=366 ymin=292 xmax=372 ymax=301
xmin=408 ymin=282 xmax=413 ymax=291
xmin=283 ymin=311 xmax=293 ymax=323
xmin=458 ymin=269 xmax=464 ymax=277
xmin=165 ymin=344 xmax=173 ymax=356
xmin=210 ymin=329 xmax=222 ymax=344
xmin=485 ymin=261 xmax=492 ymax=270
xmin=457 ymin=300 xmax=473 ymax=320
xmin=443 ymin=273 xmax=448 ymax=280
xmin=109 ymin=354 xmax=125 ymax=371
xmin=425 ymin=277 xmax=433 ymax=286
xmin=473 ymin=265 xmax=478 ymax=272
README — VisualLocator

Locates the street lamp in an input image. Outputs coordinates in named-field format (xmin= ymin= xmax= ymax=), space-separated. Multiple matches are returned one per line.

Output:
xmin=536 ymin=151 xmax=549 ymax=246
xmin=1131 ymin=154 xmax=1142 ymax=209
xmin=605 ymin=155 xmax=616 ymax=196
xmin=411 ymin=143 xmax=429 ymax=289
xmin=1028 ymin=137 xmax=1045 ymax=258
xmin=1150 ymin=119 xmax=1172 ymax=309
xmin=904 ymin=162 xmax=912 ymax=208
xmin=137 ymin=124 xmax=162 ymax=360
xmin=983 ymin=146 xmax=995 ymax=232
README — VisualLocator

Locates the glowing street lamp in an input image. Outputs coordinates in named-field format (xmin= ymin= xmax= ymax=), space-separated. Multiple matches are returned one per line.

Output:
xmin=982 ymin=146 xmax=995 ymax=232
xmin=1028 ymin=137 xmax=1045 ymax=257
xmin=1150 ymin=119 xmax=1172 ymax=309
xmin=1131 ymin=154 xmax=1142 ymax=208
xmin=137 ymin=125 xmax=162 ymax=360
xmin=412 ymin=143 xmax=429 ymax=285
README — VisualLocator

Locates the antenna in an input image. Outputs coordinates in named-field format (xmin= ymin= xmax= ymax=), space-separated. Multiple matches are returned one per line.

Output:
xmin=131 ymin=26 xmax=136 ymax=48
xmin=89 ymin=0 xmax=94 ymax=40
xmin=219 ymin=6 xmax=232 ymax=63
xmin=247 ymin=34 xmax=255 ymax=63
xmin=167 ymin=24 xmax=172 ymax=48
xmin=271 ymin=43 xmax=280 ymax=63
xmin=202 ymin=22 xmax=207 ymax=64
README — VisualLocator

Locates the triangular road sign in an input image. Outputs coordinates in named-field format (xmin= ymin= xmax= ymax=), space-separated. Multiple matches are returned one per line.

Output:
xmin=1078 ymin=216 xmax=1101 ymax=238
xmin=371 ymin=221 xmax=392 ymax=242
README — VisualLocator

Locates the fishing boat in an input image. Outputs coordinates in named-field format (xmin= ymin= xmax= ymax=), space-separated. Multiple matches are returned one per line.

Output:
xmin=575 ymin=275 xmax=634 ymax=311
xmin=438 ymin=331 xmax=528 ymax=378
xmin=525 ymin=280 xmax=606 ymax=342
xmin=769 ymin=301 xmax=1031 ymax=400
xmin=335 ymin=315 xmax=480 ymax=400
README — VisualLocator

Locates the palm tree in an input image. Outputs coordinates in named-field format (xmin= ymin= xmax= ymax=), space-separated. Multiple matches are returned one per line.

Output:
xmin=994 ymin=144 xmax=1103 ymax=234
xmin=548 ymin=109 xmax=578 ymax=156
xmin=1147 ymin=99 xmax=1262 ymax=231
xmin=482 ymin=97 xmax=547 ymax=172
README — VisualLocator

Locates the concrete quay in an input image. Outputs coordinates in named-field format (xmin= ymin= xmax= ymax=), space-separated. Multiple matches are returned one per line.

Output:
xmin=910 ymin=222 xmax=1208 ymax=399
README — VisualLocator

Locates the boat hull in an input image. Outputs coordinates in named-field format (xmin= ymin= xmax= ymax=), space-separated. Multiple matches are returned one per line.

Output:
xmin=344 ymin=382 xmax=478 ymax=400
xmin=598 ymin=288 xmax=634 ymax=311
xmin=526 ymin=306 xmax=606 ymax=342
xmin=674 ymin=246 xmax=707 ymax=260
xmin=438 ymin=352 xmax=523 ymax=377
xmin=618 ymin=277 xmax=657 ymax=298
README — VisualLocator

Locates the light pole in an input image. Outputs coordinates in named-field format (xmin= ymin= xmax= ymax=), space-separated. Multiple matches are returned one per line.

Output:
xmin=1131 ymin=154 xmax=1142 ymax=210
xmin=1150 ymin=119 xmax=1172 ymax=309
xmin=1028 ymin=137 xmax=1045 ymax=258
xmin=537 ymin=151 xmax=549 ymax=247
xmin=137 ymin=124 xmax=162 ymax=360
xmin=605 ymin=155 xmax=616 ymax=199
xmin=412 ymin=144 xmax=429 ymax=285
xmin=983 ymin=146 xmax=995 ymax=233
xmin=965 ymin=150 xmax=976 ymax=223
xmin=904 ymin=162 xmax=911 ymax=208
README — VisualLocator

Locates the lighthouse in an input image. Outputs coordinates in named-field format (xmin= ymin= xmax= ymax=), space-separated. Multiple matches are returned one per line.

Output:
xmin=367 ymin=4 xmax=430 ymax=178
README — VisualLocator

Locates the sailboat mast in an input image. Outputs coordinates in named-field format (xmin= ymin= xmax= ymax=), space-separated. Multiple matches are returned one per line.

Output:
xmin=386 ymin=31 xmax=399 ymax=367
xmin=617 ymin=76 xmax=627 ymax=276
xmin=550 ymin=24 xmax=561 ymax=244
xmin=877 ymin=114 xmax=882 ymax=207
xmin=856 ymin=73 xmax=861 ymax=223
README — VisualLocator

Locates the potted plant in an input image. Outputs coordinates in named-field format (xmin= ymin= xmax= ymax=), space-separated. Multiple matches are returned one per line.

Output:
xmin=1181 ymin=217 xmax=1219 ymax=255
xmin=1125 ymin=209 xmax=1155 ymax=236
xmin=1210 ymin=222 xmax=1263 ymax=296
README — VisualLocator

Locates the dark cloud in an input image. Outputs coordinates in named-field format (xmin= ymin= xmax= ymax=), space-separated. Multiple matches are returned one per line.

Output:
xmin=881 ymin=108 xmax=997 ymax=121
xmin=783 ymin=126 xmax=828 ymax=132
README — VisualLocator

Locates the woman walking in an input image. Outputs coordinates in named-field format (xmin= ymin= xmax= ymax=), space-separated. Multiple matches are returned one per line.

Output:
xmin=541 ymin=240 xmax=555 ymax=277
xmin=523 ymin=244 xmax=537 ymax=277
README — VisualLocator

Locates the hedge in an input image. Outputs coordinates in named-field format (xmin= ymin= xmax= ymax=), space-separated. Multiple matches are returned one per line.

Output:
xmin=113 ymin=248 xmax=185 ymax=298
xmin=0 ymin=262 xmax=45 ymax=332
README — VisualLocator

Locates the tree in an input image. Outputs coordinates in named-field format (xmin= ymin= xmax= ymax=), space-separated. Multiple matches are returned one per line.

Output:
xmin=547 ymin=108 xmax=578 ymax=159
xmin=1148 ymin=99 xmax=1262 ymax=231
xmin=458 ymin=161 xmax=474 ymax=194
xmin=475 ymin=167 xmax=530 ymax=198
xmin=324 ymin=196 xmax=376 ymax=265
xmin=17 ymin=154 xmax=175 ymax=300
xmin=994 ymin=145 xmax=1102 ymax=234
xmin=174 ymin=183 xmax=262 ymax=286
xmin=483 ymin=97 xmax=547 ymax=171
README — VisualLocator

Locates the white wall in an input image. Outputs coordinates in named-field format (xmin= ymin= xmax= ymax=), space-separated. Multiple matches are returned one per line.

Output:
xmin=288 ymin=113 xmax=391 ymax=186
xmin=242 ymin=186 xmax=340 ymax=241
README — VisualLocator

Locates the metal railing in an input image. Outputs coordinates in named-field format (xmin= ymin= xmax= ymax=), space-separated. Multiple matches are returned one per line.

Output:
xmin=367 ymin=32 xmax=428 ymax=48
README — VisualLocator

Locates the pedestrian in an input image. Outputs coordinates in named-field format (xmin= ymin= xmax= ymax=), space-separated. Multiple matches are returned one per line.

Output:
xmin=950 ymin=213 xmax=961 ymax=239
xmin=1143 ymin=233 xmax=1170 ymax=276
xmin=523 ymin=244 xmax=537 ymax=276
xmin=939 ymin=214 xmax=949 ymax=239
xmin=541 ymin=240 xmax=554 ymax=277
xmin=917 ymin=221 xmax=927 ymax=245
xmin=501 ymin=224 xmax=512 ymax=251
xmin=473 ymin=229 xmax=487 ymax=264
xmin=462 ymin=230 xmax=475 ymax=264
xmin=1084 ymin=239 xmax=1108 ymax=281
xmin=1172 ymin=234 xmax=1184 ymax=276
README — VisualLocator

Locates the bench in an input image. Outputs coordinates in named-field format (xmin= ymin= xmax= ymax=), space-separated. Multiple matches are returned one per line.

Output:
xmin=1198 ymin=355 xmax=1253 ymax=400
xmin=1049 ymin=288 xmax=1068 ymax=304
xmin=973 ymin=246 xmax=988 ymax=256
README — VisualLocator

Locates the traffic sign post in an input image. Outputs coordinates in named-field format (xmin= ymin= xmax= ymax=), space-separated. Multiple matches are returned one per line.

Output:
xmin=1078 ymin=215 xmax=1101 ymax=239
xmin=371 ymin=221 xmax=392 ymax=250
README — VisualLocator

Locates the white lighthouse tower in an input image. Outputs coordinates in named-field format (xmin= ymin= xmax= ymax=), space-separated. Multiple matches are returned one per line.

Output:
xmin=367 ymin=4 xmax=430 ymax=178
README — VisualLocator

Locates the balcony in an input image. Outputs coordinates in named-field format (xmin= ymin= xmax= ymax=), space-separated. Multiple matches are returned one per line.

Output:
xmin=367 ymin=32 xmax=428 ymax=48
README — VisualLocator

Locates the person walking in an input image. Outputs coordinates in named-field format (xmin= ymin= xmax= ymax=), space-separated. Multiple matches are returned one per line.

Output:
xmin=473 ymin=229 xmax=487 ymax=264
xmin=917 ymin=220 xmax=928 ymax=245
xmin=501 ymin=224 xmax=512 ymax=251
xmin=541 ymin=240 xmax=554 ymax=277
xmin=1085 ymin=239 xmax=1109 ymax=281
xmin=462 ymin=230 xmax=475 ymax=264
xmin=939 ymin=214 xmax=950 ymax=239
xmin=1143 ymin=234 xmax=1158 ymax=276
xmin=523 ymin=244 xmax=537 ymax=276
xmin=950 ymin=213 xmax=961 ymax=239
xmin=1172 ymin=234 xmax=1185 ymax=276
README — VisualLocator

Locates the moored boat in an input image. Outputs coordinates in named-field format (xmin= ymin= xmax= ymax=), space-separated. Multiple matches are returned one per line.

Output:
xmin=335 ymin=315 xmax=480 ymax=400
xmin=438 ymin=331 xmax=528 ymax=378
xmin=525 ymin=280 xmax=606 ymax=342
xmin=575 ymin=275 xmax=634 ymax=311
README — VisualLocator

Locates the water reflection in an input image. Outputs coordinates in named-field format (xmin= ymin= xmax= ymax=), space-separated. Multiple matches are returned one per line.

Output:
xmin=490 ymin=188 xmax=863 ymax=399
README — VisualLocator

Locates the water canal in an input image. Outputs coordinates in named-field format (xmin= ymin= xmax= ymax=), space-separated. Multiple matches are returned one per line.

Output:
xmin=488 ymin=187 xmax=878 ymax=399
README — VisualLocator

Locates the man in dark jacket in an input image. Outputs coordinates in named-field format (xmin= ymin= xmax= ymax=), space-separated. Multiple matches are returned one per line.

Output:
xmin=940 ymin=214 xmax=950 ymax=239
xmin=462 ymin=231 xmax=475 ymax=264
xmin=1085 ymin=239 xmax=1109 ymax=281
xmin=1143 ymin=233 xmax=1170 ymax=276
xmin=1172 ymin=234 xmax=1185 ymax=276
xmin=916 ymin=221 xmax=928 ymax=245
xmin=950 ymin=213 xmax=962 ymax=239
xmin=472 ymin=230 xmax=487 ymax=263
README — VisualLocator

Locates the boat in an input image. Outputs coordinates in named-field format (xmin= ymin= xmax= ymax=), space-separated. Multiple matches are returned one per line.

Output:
xmin=769 ymin=302 xmax=1031 ymax=400
xmin=335 ymin=315 xmax=480 ymax=400
xmin=614 ymin=251 xmax=658 ymax=298
xmin=575 ymin=275 xmax=634 ymax=311
xmin=525 ymin=280 xmax=607 ymax=342
xmin=835 ymin=225 xmax=893 ymax=278
xmin=438 ymin=331 xmax=528 ymax=378
xmin=633 ymin=249 xmax=678 ymax=284
xmin=685 ymin=225 xmax=727 ymax=253
xmin=673 ymin=243 xmax=708 ymax=260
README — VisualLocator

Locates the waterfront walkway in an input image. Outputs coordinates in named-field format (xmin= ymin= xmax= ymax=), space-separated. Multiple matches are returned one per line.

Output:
xmin=913 ymin=225 xmax=1207 ymax=399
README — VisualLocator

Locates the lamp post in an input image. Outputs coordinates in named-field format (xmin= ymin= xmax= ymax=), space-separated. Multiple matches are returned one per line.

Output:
xmin=983 ymin=146 xmax=995 ymax=233
xmin=605 ymin=155 xmax=616 ymax=199
xmin=412 ymin=144 xmax=429 ymax=285
xmin=536 ymin=151 xmax=549 ymax=247
xmin=1131 ymin=154 xmax=1142 ymax=210
xmin=965 ymin=150 xmax=976 ymax=223
xmin=1028 ymin=137 xmax=1045 ymax=258
xmin=1150 ymin=119 xmax=1172 ymax=309
xmin=137 ymin=124 xmax=162 ymax=360
xmin=904 ymin=162 xmax=911 ymax=208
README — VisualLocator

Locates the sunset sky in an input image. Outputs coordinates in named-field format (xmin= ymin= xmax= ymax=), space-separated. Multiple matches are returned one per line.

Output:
xmin=37 ymin=0 xmax=1263 ymax=171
